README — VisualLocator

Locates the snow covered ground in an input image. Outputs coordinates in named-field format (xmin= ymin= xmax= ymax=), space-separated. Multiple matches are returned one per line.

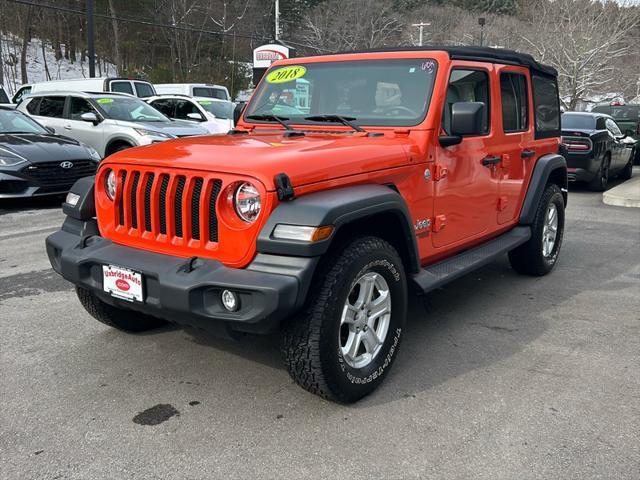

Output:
xmin=1 ymin=34 xmax=116 ymax=96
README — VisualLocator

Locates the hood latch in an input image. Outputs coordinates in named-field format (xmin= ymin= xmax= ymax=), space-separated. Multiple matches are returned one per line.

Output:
xmin=275 ymin=173 xmax=295 ymax=201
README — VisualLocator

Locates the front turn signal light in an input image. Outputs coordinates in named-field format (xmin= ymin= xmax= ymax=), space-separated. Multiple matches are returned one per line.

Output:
xmin=272 ymin=224 xmax=334 ymax=242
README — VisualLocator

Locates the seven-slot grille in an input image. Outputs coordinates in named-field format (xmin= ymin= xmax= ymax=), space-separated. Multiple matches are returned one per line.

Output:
xmin=116 ymin=169 xmax=223 ymax=244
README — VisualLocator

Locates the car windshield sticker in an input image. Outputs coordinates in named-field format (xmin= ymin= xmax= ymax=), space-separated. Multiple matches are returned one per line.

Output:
xmin=266 ymin=66 xmax=307 ymax=84
xmin=198 ymin=100 xmax=213 ymax=105
xmin=97 ymin=98 xmax=113 ymax=104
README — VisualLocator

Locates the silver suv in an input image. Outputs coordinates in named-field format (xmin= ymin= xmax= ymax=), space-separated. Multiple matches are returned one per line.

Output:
xmin=18 ymin=91 xmax=208 ymax=157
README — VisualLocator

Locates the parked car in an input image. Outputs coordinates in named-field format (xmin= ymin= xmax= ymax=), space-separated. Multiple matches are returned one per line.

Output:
xmin=561 ymin=112 xmax=634 ymax=190
xmin=154 ymin=83 xmax=230 ymax=101
xmin=146 ymin=95 xmax=234 ymax=134
xmin=591 ymin=103 xmax=640 ymax=164
xmin=18 ymin=91 xmax=207 ymax=157
xmin=47 ymin=46 xmax=567 ymax=402
xmin=11 ymin=77 xmax=156 ymax=105
xmin=0 ymin=106 xmax=100 ymax=198
xmin=0 ymin=86 xmax=10 ymax=104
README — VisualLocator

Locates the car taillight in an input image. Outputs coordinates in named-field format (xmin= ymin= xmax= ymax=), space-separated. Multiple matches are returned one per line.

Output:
xmin=561 ymin=136 xmax=592 ymax=152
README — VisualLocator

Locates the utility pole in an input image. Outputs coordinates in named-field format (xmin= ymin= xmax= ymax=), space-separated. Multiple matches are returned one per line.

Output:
xmin=87 ymin=0 xmax=95 ymax=77
xmin=478 ymin=17 xmax=486 ymax=47
xmin=275 ymin=0 xmax=280 ymax=41
xmin=411 ymin=22 xmax=431 ymax=47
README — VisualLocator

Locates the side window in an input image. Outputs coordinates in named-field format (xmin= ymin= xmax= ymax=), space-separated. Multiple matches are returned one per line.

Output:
xmin=213 ymin=88 xmax=228 ymax=100
xmin=596 ymin=118 xmax=607 ymax=130
xmin=532 ymin=75 xmax=560 ymax=138
xmin=13 ymin=86 xmax=31 ymax=104
xmin=38 ymin=96 xmax=66 ymax=118
xmin=26 ymin=97 xmax=41 ymax=115
xmin=150 ymin=99 xmax=175 ymax=117
xmin=500 ymin=72 xmax=529 ymax=132
xmin=0 ymin=88 xmax=9 ymax=103
xmin=605 ymin=118 xmax=621 ymax=136
xmin=69 ymin=97 xmax=97 ymax=120
xmin=134 ymin=82 xmax=155 ymax=98
xmin=175 ymin=100 xmax=204 ymax=121
xmin=110 ymin=81 xmax=134 ymax=95
xmin=442 ymin=69 xmax=490 ymax=135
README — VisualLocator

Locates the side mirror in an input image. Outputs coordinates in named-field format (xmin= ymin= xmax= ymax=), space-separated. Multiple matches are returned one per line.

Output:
xmin=233 ymin=102 xmax=246 ymax=126
xmin=186 ymin=112 xmax=203 ymax=121
xmin=45 ymin=126 xmax=55 ymax=135
xmin=450 ymin=102 xmax=485 ymax=136
xmin=80 ymin=112 xmax=100 ymax=125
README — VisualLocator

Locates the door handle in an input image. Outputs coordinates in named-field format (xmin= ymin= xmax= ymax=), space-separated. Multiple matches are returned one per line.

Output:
xmin=521 ymin=149 xmax=535 ymax=159
xmin=482 ymin=156 xmax=501 ymax=166
xmin=63 ymin=125 xmax=72 ymax=130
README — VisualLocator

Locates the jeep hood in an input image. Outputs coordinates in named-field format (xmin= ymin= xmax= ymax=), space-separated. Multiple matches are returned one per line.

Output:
xmin=105 ymin=131 xmax=414 ymax=190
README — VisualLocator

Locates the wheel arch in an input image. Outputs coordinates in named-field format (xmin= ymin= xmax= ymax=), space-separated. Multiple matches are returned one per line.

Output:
xmin=105 ymin=137 xmax=135 ymax=156
xmin=256 ymin=184 xmax=421 ymax=275
xmin=519 ymin=153 xmax=567 ymax=225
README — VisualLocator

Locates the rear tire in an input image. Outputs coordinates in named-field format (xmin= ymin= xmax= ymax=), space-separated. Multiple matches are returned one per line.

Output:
xmin=587 ymin=155 xmax=610 ymax=191
xmin=620 ymin=155 xmax=633 ymax=180
xmin=76 ymin=286 xmax=166 ymax=332
xmin=282 ymin=236 xmax=407 ymax=403
xmin=509 ymin=184 xmax=564 ymax=276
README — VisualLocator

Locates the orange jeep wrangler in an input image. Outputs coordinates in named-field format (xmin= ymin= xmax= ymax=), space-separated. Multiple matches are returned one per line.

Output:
xmin=47 ymin=47 xmax=567 ymax=402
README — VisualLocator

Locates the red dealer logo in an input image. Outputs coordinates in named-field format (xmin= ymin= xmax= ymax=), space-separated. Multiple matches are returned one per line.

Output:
xmin=256 ymin=49 xmax=287 ymax=61
xmin=116 ymin=279 xmax=130 ymax=291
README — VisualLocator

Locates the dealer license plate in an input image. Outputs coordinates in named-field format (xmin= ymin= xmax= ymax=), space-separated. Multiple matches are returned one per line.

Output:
xmin=102 ymin=265 xmax=144 ymax=302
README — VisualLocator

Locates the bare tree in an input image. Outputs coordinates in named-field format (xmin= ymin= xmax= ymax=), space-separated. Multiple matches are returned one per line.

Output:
xmin=520 ymin=0 xmax=640 ymax=109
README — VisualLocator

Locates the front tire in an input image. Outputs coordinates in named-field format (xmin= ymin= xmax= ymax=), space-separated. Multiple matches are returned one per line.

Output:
xmin=509 ymin=184 xmax=565 ymax=276
xmin=76 ymin=286 xmax=167 ymax=332
xmin=283 ymin=236 xmax=407 ymax=403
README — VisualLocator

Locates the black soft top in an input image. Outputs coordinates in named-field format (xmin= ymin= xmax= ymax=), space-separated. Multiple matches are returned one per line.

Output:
xmin=340 ymin=46 xmax=557 ymax=78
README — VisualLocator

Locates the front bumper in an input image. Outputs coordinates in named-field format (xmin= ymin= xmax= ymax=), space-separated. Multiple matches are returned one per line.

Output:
xmin=46 ymin=219 xmax=317 ymax=336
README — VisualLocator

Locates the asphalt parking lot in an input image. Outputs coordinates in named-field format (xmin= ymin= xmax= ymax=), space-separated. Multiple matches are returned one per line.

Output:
xmin=1 ymin=183 xmax=639 ymax=480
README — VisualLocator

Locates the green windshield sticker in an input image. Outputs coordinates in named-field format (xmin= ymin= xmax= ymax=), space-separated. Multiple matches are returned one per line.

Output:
xmin=198 ymin=100 xmax=213 ymax=105
xmin=266 ymin=65 xmax=307 ymax=84
xmin=97 ymin=98 xmax=113 ymax=104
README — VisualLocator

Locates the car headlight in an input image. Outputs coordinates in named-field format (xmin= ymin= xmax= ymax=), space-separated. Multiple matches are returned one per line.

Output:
xmin=234 ymin=182 xmax=261 ymax=222
xmin=85 ymin=145 xmax=102 ymax=161
xmin=133 ymin=128 xmax=174 ymax=139
xmin=0 ymin=148 xmax=27 ymax=166
xmin=105 ymin=169 xmax=116 ymax=200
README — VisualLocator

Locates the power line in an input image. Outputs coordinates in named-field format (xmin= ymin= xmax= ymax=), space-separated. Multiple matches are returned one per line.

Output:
xmin=4 ymin=0 xmax=331 ymax=52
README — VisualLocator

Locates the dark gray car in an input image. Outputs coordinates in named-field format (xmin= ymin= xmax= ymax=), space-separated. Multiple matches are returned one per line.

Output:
xmin=0 ymin=107 xmax=101 ymax=198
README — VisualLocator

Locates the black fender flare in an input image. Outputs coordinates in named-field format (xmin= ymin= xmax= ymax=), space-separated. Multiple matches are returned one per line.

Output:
xmin=519 ymin=153 xmax=567 ymax=225
xmin=257 ymin=184 xmax=420 ymax=273
xmin=62 ymin=176 xmax=96 ymax=220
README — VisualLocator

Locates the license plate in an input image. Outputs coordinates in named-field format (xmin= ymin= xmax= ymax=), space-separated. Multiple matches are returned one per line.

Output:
xmin=102 ymin=265 xmax=143 ymax=302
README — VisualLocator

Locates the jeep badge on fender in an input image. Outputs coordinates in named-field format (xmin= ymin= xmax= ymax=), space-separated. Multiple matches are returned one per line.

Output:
xmin=46 ymin=46 xmax=566 ymax=403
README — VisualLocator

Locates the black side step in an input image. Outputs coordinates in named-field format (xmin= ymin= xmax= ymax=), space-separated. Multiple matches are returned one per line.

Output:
xmin=411 ymin=226 xmax=531 ymax=293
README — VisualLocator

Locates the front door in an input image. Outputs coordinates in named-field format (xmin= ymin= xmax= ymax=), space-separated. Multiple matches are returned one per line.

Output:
xmin=65 ymin=96 xmax=105 ymax=155
xmin=432 ymin=65 xmax=500 ymax=249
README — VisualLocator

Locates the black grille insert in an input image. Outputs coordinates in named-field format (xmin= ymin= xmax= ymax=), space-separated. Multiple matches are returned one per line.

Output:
xmin=144 ymin=173 xmax=155 ymax=232
xmin=174 ymin=176 xmax=186 ymax=238
xmin=208 ymin=180 xmax=223 ymax=242
xmin=130 ymin=171 xmax=140 ymax=229
xmin=158 ymin=174 xmax=169 ymax=234
xmin=191 ymin=178 xmax=203 ymax=240
xmin=118 ymin=171 xmax=127 ymax=225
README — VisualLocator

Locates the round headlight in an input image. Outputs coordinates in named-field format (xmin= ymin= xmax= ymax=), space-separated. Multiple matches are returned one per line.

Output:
xmin=234 ymin=182 xmax=261 ymax=222
xmin=105 ymin=169 xmax=116 ymax=200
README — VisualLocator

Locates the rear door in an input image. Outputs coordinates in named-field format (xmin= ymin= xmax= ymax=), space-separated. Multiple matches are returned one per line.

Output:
xmin=495 ymin=66 xmax=534 ymax=225
xmin=32 ymin=95 xmax=67 ymax=133
xmin=433 ymin=64 xmax=501 ymax=249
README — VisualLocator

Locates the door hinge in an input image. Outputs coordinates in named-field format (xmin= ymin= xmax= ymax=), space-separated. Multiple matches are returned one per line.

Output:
xmin=433 ymin=214 xmax=447 ymax=232
xmin=434 ymin=164 xmax=448 ymax=181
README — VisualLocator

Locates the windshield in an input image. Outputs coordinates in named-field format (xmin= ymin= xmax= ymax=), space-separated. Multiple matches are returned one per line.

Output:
xmin=93 ymin=97 xmax=169 ymax=123
xmin=197 ymin=99 xmax=233 ymax=119
xmin=562 ymin=114 xmax=595 ymax=130
xmin=0 ymin=109 xmax=47 ymax=134
xmin=245 ymin=59 xmax=438 ymax=127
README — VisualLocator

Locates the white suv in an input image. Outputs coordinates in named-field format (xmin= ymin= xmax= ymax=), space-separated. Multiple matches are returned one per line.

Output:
xmin=18 ymin=91 xmax=207 ymax=157
xmin=146 ymin=95 xmax=234 ymax=134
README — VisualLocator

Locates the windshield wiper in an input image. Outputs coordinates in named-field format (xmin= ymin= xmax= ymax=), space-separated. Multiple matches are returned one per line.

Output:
xmin=304 ymin=114 xmax=365 ymax=133
xmin=246 ymin=114 xmax=295 ymax=130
